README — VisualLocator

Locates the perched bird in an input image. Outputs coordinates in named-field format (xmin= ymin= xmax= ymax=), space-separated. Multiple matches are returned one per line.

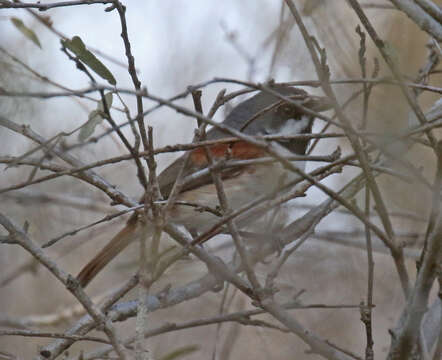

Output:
xmin=77 ymin=86 xmax=331 ymax=287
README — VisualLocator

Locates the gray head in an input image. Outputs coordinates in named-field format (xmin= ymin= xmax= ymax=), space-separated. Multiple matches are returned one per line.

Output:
xmin=207 ymin=86 xmax=331 ymax=155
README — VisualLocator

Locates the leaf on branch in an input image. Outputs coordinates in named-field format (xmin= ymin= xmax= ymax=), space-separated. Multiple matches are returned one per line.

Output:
xmin=97 ymin=92 xmax=114 ymax=112
xmin=78 ymin=92 xmax=113 ymax=141
xmin=11 ymin=17 xmax=41 ymax=49
xmin=62 ymin=36 xmax=117 ymax=85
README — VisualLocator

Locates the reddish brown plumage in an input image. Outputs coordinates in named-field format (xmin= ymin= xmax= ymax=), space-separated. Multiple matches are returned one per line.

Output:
xmin=190 ymin=141 xmax=266 ymax=166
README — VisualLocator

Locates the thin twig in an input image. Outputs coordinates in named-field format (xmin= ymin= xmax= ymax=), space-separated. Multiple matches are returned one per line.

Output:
xmin=284 ymin=0 xmax=410 ymax=297
xmin=0 ymin=214 xmax=129 ymax=359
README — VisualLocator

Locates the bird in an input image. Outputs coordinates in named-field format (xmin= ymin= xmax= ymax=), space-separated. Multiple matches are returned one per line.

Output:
xmin=77 ymin=85 xmax=332 ymax=287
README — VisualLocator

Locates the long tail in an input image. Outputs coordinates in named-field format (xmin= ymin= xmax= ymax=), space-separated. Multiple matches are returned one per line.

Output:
xmin=77 ymin=220 xmax=139 ymax=288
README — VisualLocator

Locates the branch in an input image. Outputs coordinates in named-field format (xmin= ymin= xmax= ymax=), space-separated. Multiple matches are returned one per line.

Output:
xmin=389 ymin=0 xmax=442 ymax=41
xmin=0 ymin=0 xmax=113 ymax=10
xmin=388 ymin=141 xmax=442 ymax=358
xmin=0 ymin=214 xmax=129 ymax=359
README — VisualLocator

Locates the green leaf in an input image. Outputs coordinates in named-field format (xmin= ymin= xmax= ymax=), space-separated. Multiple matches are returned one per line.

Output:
xmin=98 ymin=92 xmax=113 ymax=111
xmin=78 ymin=92 xmax=113 ymax=141
xmin=62 ymin=36 xmax=117 ymax=85
xmin=62 ymin=36 xmax=86 ymax=55
xmin=78 ymin=110 xmax=103 ymax=142
xmin=11 ymin=17 xmax=41 ymax=49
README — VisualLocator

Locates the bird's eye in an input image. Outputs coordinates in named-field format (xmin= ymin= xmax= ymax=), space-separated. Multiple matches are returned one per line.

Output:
xmin=276 ymin=104 xmax=295 ymax=117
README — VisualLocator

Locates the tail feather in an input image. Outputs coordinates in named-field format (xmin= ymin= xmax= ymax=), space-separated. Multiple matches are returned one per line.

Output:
xmin=77 ymin=221 xmax=138 ymax=288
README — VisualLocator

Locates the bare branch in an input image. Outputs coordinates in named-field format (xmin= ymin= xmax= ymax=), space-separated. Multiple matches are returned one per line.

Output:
xmin=389 ymin=0 xmax=442 ymax=41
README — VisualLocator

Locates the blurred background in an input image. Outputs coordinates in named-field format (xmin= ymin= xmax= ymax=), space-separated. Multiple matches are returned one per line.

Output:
xmin=1 ymin=0 xmax=441 ymax=358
